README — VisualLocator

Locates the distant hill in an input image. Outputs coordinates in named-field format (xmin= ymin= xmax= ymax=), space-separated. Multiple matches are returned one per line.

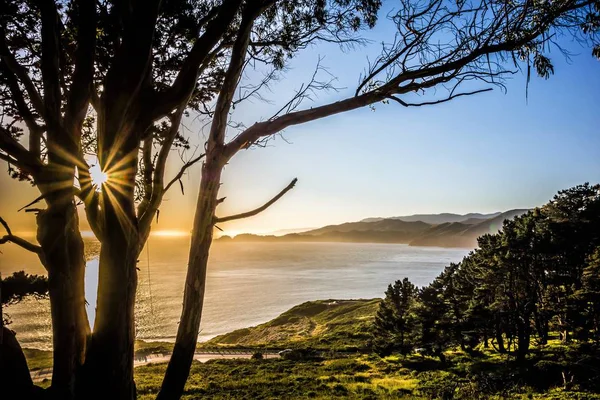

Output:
xmin=305 ymin=219 xmax=430 ymax=236
xmin=361 ymin=212 xmax=500 ymax=224
xmin=410 ymin=209 xmax=528 ymax=247
xmin=217 ymin=209 xmax=529 ymax=248
xmin=206 ymin=299 xmax=380 ymax=351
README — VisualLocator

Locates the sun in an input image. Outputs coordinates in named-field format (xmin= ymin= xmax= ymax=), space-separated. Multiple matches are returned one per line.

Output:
xmin=89 ymin=164 xmax=109 ymax=189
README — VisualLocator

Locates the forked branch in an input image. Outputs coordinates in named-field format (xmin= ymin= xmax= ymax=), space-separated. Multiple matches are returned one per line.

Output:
xmin=0 ymin=216 xmax=43 ymax=256
xmin=164 ymin=153 xmax=206 ymax=193
xmin=214 ymin=178 xmax=297 ymax=224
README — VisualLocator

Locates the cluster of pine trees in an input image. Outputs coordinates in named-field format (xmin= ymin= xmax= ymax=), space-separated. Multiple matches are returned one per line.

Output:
xmin=372 ymin=183 xmax=600 ymax=364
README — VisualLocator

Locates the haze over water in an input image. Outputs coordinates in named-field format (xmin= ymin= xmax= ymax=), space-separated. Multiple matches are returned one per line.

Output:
xmin=1 ymin=237 xmax=468 ymax=350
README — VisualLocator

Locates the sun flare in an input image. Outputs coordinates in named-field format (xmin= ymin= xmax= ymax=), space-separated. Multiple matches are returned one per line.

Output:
xmin=89 ymin=164 xmax=109 ymax=188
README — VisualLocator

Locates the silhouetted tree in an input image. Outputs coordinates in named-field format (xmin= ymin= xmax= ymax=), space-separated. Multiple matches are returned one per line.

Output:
xmin=0 ymin=0 xmax=598 ymax=398
xmin=0 ymin=271 xmax=49 ymax=397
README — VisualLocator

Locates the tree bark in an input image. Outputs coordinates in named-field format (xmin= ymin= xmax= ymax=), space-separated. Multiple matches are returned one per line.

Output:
xmin=157 ymin=156 xmax=223 ymax=400
xmin=81 ymin=229 xmax=138 ymax=400
xmin=79 ymin=133 xmax=139 ymax=400
xmin=36 ymin=200 xmax=90 ymax=400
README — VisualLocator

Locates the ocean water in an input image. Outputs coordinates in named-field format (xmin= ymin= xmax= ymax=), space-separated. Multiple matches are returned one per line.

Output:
xmin=0 ymin=238 xmax=469 ymax=350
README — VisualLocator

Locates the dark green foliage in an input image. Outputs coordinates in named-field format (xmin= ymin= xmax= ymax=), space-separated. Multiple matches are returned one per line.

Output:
xmin=372 ymin=278 xmax=418 ymax=356
xmin=1 ymin=271 xmax=49 ymax=305
xmin=373 ymin=183 xmax=600 ymax=384
xmin=1 ymin=271 xmax=49 ymax=326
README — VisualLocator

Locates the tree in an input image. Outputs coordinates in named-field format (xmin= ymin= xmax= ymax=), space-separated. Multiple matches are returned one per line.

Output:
xmin=372 ymin=278 xmax=418 ymax=356
xmin=580 ymin=247 xmax=600 ymax=342
xmin=0 ymin=1 xmax=598 ymax=399
xmin=380 ymin=184 xmax=600 ymax=365
xmin=415 ymin=277 xmax=452 ymax=363
xmin=0 ymin=270 xmax=49 ymax=396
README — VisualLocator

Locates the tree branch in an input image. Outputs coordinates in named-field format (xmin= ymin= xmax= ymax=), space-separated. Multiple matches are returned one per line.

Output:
xmin=0 ymin=62 xmax=44 ymax=158
xmin=0 ymin=127 xmax=44 ymax=176
xmin=164 ymin=153 xmax=206 ymax=193
xmin=150 ymin=0 xmax=244 ymax=120
xmin=38 ymin=0 xmax=63 ymax=134
xmin=0 ymin=217 xmax=43 ymax=256
xmin=223 ymin=91 xmax=382 ymax=159
xmin=0 ymin=27 xmax=45 ymax=117
xmin=388 ymin=88 xmax=493 ymax=107
xmin=214 ymin=178 xmax=297 ymax=224
xmin=64 ymin=0 xmax=97 ymax=138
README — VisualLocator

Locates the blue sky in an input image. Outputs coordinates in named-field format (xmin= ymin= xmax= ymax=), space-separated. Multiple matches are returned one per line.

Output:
xmin=1 ymin=9 xmax=599 ymax=235
xmin=204 ymin=17 xmax=600 ymax=235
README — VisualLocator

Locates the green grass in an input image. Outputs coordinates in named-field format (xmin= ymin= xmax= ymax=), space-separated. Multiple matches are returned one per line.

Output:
xmin=133 ymin=350 xmax=600 ymax=400
xmin=135 ymin=356 xmax=425 ymax=400
xmin=23 ymin=348 xmax=53 ymax=371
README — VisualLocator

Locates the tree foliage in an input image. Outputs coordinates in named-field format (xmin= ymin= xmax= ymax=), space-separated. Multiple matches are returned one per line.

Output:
xmin=373 ymin=183 xmax=600 ymax=363
xmin=1 ymin=271 xmax=49 ymax=306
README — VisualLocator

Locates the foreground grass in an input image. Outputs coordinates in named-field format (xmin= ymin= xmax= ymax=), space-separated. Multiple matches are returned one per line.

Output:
xmin=136 ymin=356 xmax=423 ymax=400
xmin=24 ymin=344 xmax=600 ymax=399
xmin=134 ymin=351 xmax=600 ymax=400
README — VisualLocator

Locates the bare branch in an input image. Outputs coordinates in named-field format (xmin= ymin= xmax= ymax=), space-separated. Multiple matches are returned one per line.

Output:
xmin=223 ymin=91 xmax=382 ymax=159
xmin=164 ymin=153 xmax=206 ymax=193
xmin=214 ymin=178 xmax=297 ymax=224
xmin=0 ymin=216 xmax=43 ymax=256
xmin=388 ymin=88 xmax=493 ymax=107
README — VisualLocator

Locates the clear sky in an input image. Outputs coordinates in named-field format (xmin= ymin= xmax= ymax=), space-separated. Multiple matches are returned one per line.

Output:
xmin=1 ymin=11 xmax=599 ymax=236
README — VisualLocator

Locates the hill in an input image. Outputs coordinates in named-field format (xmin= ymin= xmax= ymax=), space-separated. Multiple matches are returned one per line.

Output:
xmin=361 ymin=212 xmax=500 ymax=224
xmin=410 ymin=209 xmax=528 ymax=247
xmin=218 ymin=209 xmax=529 ymax=248
xmin=206 ymin=299 xmax=381 ymax=351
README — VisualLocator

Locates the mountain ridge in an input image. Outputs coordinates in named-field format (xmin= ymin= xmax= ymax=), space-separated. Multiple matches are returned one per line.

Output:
xmin=217 ymin=209 xmax=529 ymax=248
xmin=361 ymin=212 xmax=501 ymax=224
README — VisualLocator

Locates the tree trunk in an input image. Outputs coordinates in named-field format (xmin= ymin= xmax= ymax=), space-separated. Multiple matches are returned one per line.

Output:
xmin=80 ymin=220 xmax=138 ymax=399
xmin=534 ymin=312 xmax=548 ymax=345
xmin=36 ymin=202 xmax=90 ymax=400
xmin=0 ymin=327 xmax=38 ymax=397
xmin=80 ymin=200 xmax=139 ymax=400
xmin=495 ymin=329 xmax=506 ymax=353
xmin=79 ymin=135 xmax=139 ymax=400
xmin=516 ymin=317 xmax=531 ymax=363
xmin=157 ymin=157 xmax=223 ymax=400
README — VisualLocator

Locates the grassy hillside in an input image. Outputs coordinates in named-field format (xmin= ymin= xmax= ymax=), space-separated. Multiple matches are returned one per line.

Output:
xmin=206 ymin=299 xmax=381 ymax=351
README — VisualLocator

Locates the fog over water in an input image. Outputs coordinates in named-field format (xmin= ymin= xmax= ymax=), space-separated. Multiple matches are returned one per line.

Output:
xmin=1 ymin=237 xmax=469 ymax=350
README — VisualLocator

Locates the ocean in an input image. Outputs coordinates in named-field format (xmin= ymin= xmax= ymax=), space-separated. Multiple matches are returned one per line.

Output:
xmin=0 ymin=237 xmax=469 ymax=350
